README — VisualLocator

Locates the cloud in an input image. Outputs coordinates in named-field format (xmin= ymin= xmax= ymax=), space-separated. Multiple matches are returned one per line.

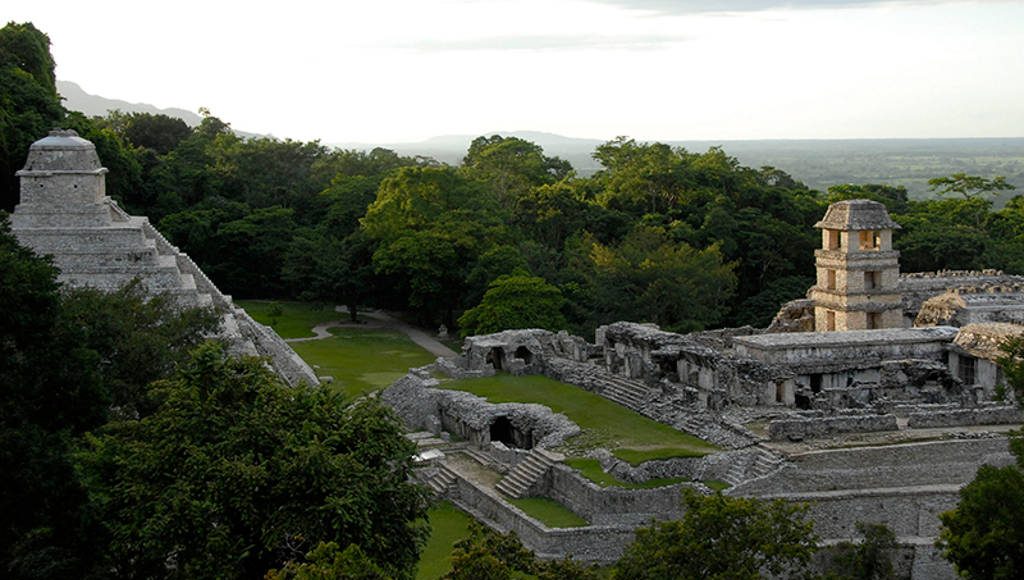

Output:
xmin=396 ymin=33 xmax=688 ymax=52
xmin=589 ymin=0 xmax=939 ymax=15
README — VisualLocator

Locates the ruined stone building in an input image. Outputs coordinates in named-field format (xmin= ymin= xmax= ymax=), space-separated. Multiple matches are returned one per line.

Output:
xmin=10 ymin=130 xmax=317 ymax=386
xmin=383 ymin=197 xmax=1022 ymax=578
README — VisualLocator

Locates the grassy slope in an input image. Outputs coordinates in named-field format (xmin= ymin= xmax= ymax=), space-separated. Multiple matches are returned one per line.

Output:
xmin=417 ymin=502 xmax=473 ymax=580
xmin=291 ymin=327 xmax=436 ymax=399
xmin=443 ymin=374 xmax=718 ymax=458
xmin=235 ymin=299 xmax=339 ymax=339
xmin=236 ymin=300 xmax=435 ymax=399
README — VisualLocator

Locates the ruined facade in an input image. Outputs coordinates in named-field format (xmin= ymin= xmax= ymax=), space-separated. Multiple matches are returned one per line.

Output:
xmin=11 ymin=130 xmax=317 ymax=386
xmin=380 ymin=198 xmax=1023 ymax=578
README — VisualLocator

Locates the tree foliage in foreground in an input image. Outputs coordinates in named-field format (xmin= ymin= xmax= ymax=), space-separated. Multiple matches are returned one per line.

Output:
xmin=613 ymin=489 xmax=818 ymax=580
xmin=937 ymin=337 xmax=1024 ymax=579
xmin=444 ymin=521 xmax=597 ymax=580
xmin=823 ymin=522 xmax=898 ymax=580
xmin=76 ymin=342 xmax=429 ymax=579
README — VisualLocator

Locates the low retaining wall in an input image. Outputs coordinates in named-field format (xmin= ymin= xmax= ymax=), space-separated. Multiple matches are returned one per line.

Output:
xmin=542 ymin=465 xmax=688 ymax=526
xmin=908 ymin=406 xmax=1023 ymax=428
xmin=761 ymin=485 xmax=960 ymax=539
xmin=735 ymin=438 xmax=1013 ymax=495
xmin=768 ymin=414 xmax=898 ymax=441
xmin=448 ymin=471 xmax=636 ymax=563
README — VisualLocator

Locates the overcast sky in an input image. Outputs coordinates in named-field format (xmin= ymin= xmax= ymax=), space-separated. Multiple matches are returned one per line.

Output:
xmin=9 ymin=0 xmax=1023 ymax=143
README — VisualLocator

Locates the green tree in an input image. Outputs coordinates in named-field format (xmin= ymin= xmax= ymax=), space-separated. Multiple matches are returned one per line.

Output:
xmin=461 ymin=135 xmax=571 ymax=206
xmin=825 ymin=522 xmax=898 ymax=580
xmin=938 ymin=337 xmax=1024 ymax=578
xmin=938 ymin=465 xmax=1024 ymax=579
xmin=458 ymin=274 xmax=567 ymax=337
xmin=589 ymin=226 xmax=736 ymax=332
xmin=445 ymin=521 xmax=597 ymax=580
xmin=928 ymin=172 xmax=1015 ymax=200
xmin=0 ymin=214 xmax=218 ymax=579
xmin=613 ymin=490 xmax=818 ymax=580
xmin=266 ymin=542 xmax=389 ymax=580
xmin=0 ymin=22 xmax=64 ymax=211
xmin=76 ymin=342 xmax=429 ymax=579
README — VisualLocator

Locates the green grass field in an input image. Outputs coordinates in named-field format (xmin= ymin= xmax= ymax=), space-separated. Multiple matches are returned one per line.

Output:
xmin=416 ymin=502 xmax=473 ymax=580
xmin=510 ymin=497 xmax=588 ymax=528
xmin=442 ymin=374 xmax=718 ymax=459
xmin=235 ymin=299 xmax=339 ymax=339
xmin=236 ymin=300 xmax=435 ymax=398
xmin=291 ymin=327 xmax=436 ymax=399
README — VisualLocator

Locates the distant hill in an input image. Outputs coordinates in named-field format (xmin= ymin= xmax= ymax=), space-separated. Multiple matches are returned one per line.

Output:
xmin=58 ymin=80 xmax=203 ymax=126
xmin=55 ymin=81 xmax=1024 ymax=200
xmin=335 ymin=133 xmax=1024 ymax=200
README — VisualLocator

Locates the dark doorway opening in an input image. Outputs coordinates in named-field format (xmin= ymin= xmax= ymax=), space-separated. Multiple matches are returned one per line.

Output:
xmin=489 ymin=416 xmax=533 ymax=449
xmin=795 ymin=393 xmax=812 ymax=410
xmin=514 ymin=346 xmax=534 ymax=365
xmin=486 ymin=347 xmax=503 ymax=371
xmin=810 ymin=374 xmax=823 ymax=394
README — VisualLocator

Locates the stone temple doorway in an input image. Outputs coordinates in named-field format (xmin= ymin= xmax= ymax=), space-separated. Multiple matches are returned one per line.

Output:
xmin=514 ymin=346 xmax=534 ymax=365
xmin=489 ymin=415 xmax=533 ymax=449
xmin=486 ymin=347 xmax=503 ymax=371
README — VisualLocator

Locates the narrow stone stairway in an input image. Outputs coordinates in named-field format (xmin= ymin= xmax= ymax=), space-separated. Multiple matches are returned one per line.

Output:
xmin=495 ymin=449 xmax=562 ymax=498
xmin=424 ymin=464 xmax=458 ymax=496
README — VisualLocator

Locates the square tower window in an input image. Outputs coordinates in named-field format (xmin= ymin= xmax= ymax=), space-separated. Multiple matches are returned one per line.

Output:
xmin=826 ymin=230 xmax=841 ymax=250
xmin=858 ymin=230 xmax=881 ymax=251
xmin=826 ymin=270 xmax=837 ymax=290
xmin=826 ymin=310 xmax=836 ymax=331
xmin=867 ymin=312 xmax=882 ymax=329
xmin=864 ymin=271 xmax=880 ymax=290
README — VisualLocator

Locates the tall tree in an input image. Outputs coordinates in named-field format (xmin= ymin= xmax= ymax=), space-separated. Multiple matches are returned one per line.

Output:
xmin=938 ymin=337 xmax=1024 ymax=579
xmin=614 ymin=490 xmax=817 ymax=580
xmin=458 ymin=274 xmax=567 ymax=337
xmin=76 ymin=342 xmax=429 ymax=579
xmin=0 ymin=22 xmax=64 ymax=211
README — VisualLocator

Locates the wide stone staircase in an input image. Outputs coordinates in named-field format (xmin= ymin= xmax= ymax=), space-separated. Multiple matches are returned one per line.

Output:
xmin=590 ymin=374 xmax=650 ymax=410
xmin=495 ymin=449 xmax=562 ymax=498
xmin=721 ymin=446 xmax=786 ymax=487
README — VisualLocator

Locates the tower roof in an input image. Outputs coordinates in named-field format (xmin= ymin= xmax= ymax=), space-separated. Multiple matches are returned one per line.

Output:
xmin=814 ymin=199 xmax=900 ymax=230
xmin=18 ymin=129 xmax=104 ymax=174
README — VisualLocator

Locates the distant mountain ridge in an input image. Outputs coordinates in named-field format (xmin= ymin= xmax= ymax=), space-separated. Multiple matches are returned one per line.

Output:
xmin=58 ymin=81 xmax=203 ymax=126
xmin=55 ymin=82 xmax=1024 ymax=199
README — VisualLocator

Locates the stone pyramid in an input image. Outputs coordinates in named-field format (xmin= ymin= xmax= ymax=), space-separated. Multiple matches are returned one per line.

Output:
xmin=11 ymin=129 xmax=318 ymax=387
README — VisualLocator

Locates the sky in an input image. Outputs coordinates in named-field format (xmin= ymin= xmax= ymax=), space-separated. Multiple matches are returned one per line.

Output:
xmin=8 ymin=0 xmax=1024 ymax=143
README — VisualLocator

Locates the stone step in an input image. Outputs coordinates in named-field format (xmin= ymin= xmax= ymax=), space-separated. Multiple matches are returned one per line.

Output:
xmin=495 ymin=449 xmax=557 ymax=499
xmin=425 ymin=465 xmax=457 ymax=495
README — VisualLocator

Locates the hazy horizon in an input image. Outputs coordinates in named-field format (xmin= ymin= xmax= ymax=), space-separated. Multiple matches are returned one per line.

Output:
xmin=13 ymin=0 xmax=1024 ymax=144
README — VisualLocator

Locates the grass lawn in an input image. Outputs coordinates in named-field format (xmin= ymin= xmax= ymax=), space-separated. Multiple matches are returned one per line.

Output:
xmin=291 ymin=327 xmax=436 ymax=399
xmin=565 ymin=458 xmax=688 ymax=489
xmin=235 ymin=299 xmax=339 ymax=339
xmin=509 ymin=497 xmax=588 ymax=528
xmin=442 ymin=374 xmax=718 ymax=459
xmin=416 ymin=501 xmax=473 ymax=580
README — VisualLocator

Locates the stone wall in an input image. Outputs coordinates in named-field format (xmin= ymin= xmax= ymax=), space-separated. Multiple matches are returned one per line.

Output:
xmin=381 ymin=370 xmax=581 ymax=448
xmin=734 ymin=438 xmax=1013 ymax=495
xmin=448 ymin=473 xmax=636 ymax=563
xmin=768 ymin=414 xmax=898 ymax=441
xmin=541 ymin=465 xmax=689 ymax=526
xmin=907 ymin=405 xmax=1023 ymax=428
